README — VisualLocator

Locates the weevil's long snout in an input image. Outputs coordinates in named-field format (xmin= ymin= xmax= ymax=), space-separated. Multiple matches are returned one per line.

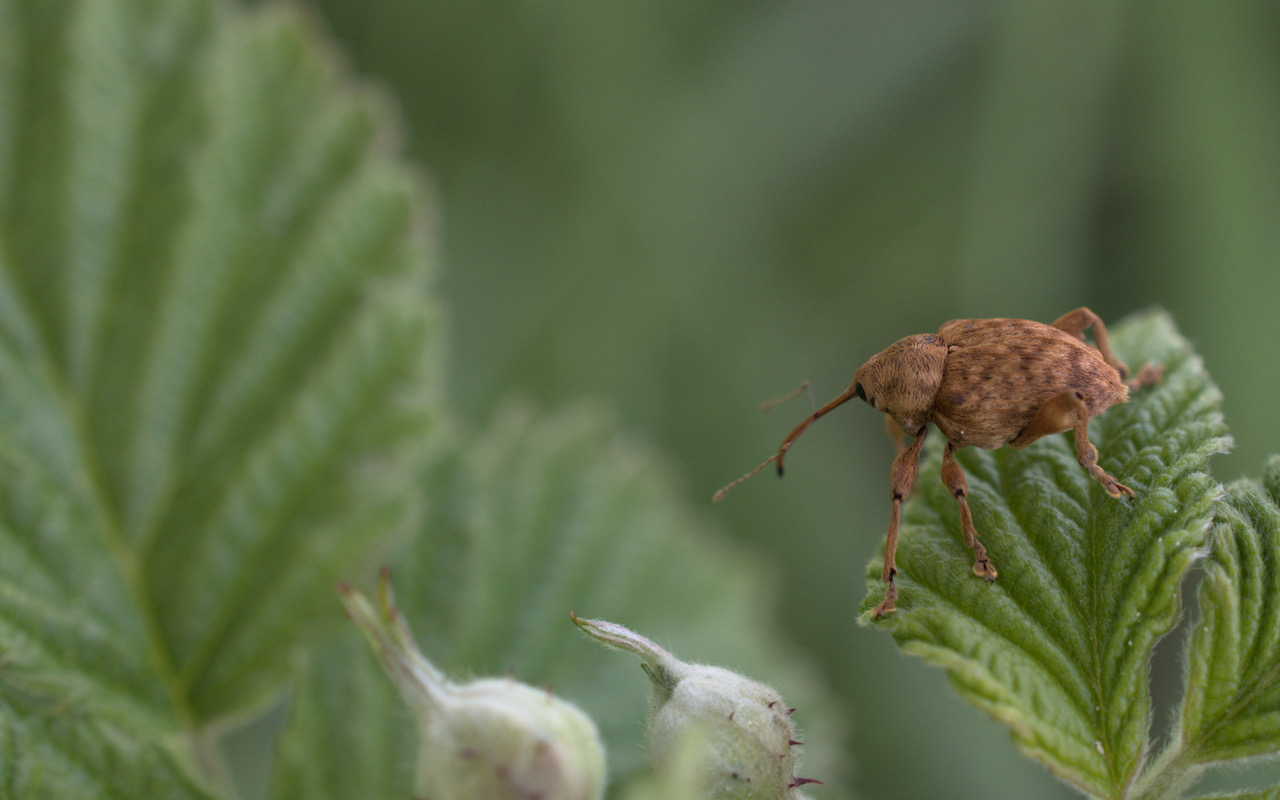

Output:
xmin=775 ymin=384 xmax=864 ymax=475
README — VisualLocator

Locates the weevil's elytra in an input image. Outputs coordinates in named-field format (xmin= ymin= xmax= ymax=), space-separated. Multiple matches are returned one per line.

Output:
xmin=716 ymin=307 xmax=1164 ymax=619
xmin=930 ymin=318 xmax=1128 ymax=451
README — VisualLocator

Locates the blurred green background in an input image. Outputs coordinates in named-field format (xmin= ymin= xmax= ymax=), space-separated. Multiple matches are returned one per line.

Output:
xmin=295 ymin=2 xmax=1280 ymax=798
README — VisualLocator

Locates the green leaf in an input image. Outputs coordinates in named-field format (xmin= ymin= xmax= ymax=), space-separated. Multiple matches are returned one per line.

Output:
xmin=266 ymin=631 xmax=411 ymax=799
xmin=860 ymin=309 xmax=1229 ymax=799
xmin=0 ymin=685 xmax=216 ymax=800
xmin=1162 ymin=458 xmax=1280 ymax=784
xmin=268 ymin=402 xmax=845 ymax=799
xmin=0 ymin=0 xmax=441 ymax=792
xmin=613 ymin=730 xmax=718 ymax=800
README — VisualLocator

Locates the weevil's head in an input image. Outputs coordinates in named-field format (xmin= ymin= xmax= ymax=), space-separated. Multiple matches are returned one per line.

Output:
xmin=770 ymin=332 xmax=949 ymax=478
xmin=853 ymin=333 xmax=947 ymax=434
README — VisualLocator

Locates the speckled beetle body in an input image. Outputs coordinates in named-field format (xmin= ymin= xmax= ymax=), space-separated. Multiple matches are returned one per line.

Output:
xmin=928 ymin=318 xmax=1128 ymax=450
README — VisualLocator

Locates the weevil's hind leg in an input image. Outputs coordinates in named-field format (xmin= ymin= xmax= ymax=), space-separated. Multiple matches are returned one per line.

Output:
xmin=1013 ymin=389 xmax=1136 ymax=499
xmin=1125 ymin=362 xmax=1164 ymax=393
xmin=941 ymin=442 xmax=996 ymax=581
xmin=1052 ymin=307 xmax=1129 ymax=378
xmin=872 ymin=428 xmax=929 ymax=619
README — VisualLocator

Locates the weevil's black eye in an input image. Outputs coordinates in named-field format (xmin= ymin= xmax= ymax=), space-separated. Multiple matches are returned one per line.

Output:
xmin=854 ymin=382 xmax=868 ymax=404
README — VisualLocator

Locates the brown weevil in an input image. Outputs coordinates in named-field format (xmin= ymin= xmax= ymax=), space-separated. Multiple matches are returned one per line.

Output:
xmin=716 ymin=307 xmax=1163 ymax=619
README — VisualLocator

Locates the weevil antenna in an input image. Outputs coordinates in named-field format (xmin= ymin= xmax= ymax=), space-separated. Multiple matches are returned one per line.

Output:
xmin=714 ymin=382 xmax=862 ymax=502
xmin=758 ymin=380 xmax=816 ymax=414
xmin=713 ymin=381 xmax=811 ymax=502
xmin=712 ymin=453 xmax=780 ymax=502
xmin=774 ymin=385 xmax=862 ymax=475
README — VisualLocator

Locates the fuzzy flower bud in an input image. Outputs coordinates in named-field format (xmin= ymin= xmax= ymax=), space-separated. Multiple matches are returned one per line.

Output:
xmin=571 ymin=614 xmax=819 ymax=799
xmin=340 ymin=571 xmax=606 ymax=800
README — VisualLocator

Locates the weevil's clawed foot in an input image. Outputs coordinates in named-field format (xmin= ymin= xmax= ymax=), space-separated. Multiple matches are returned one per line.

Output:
xmin=872 ymin=580 xmax=898 ymax=619
xmin=973 ymin=560 xmax=998 ymax=582
xmin=1096 ymin=470 xmax=1136 ymax=499
xmin=1112 ymin=481 xmax=1137 ymax=500
xmin=1088 ymin=463 xmax=1137 ymax=499
xmin=1125 ymin=362 xmax=1164 ymax=392
xmin=970 ymin=539 xmax=998 ymax=582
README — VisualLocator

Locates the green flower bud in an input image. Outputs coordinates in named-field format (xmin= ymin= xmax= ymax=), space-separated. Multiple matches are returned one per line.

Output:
xmin=571 ymin=614 xmax=820 ymax=799
xmin=340 ymin=571 xmax=606 ymax=800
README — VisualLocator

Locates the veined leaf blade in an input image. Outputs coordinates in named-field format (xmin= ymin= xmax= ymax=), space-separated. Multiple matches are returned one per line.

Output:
xmin=0 ymin=689 xmax=216 ymax=800
xmin=1179 ymin=458 xmax=1280 ymax=765
xmin=0 ymin=0 xmax=442 ymax=791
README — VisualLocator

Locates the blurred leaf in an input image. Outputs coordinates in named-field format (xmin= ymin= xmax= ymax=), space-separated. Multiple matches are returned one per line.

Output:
xmin=614 ymin=730 xmax=714 ymax=800
xmin=0 ymin=686 xmax=216 ymax=800
xmin=266 ymin=634 xmax=409 ymax=798
xmin=0 ymin=0 xmax=441 ymax=791
xmin=861 ymin=310 xmax=1229 ymax=798
xmin=269 ymin=402 xmax=843 ymax=798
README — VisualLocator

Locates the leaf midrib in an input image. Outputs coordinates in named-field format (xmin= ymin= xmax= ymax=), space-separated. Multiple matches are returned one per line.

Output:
xmin=46 ymin=347 xmax=199 ymax=732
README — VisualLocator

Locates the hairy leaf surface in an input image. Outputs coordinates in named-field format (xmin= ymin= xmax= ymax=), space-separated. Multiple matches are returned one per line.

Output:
xmin=1174 ymin=459 xmax=1280 ymax=775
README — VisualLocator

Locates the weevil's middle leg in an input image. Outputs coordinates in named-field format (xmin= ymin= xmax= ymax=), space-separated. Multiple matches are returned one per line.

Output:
xmin=872 ymin=427 xmax=928 ymax=619
xmin=941 ymin=441 xmax=997 ymax=582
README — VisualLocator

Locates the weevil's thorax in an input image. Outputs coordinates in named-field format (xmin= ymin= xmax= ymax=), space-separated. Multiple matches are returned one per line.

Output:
xmin=855 ymin=333 xmax=948 ymax=435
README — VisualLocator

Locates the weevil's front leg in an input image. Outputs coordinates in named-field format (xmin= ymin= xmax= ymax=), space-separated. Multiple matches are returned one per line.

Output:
xmin=1051 ymin=307 xmax=1129 ymax=378
xmin=1013 ymin=389 xmax=1136 ymax=499
xmin=885 ymin=414 xmax=909 ymax=455
xmin=884 ymin=415 xmax=924 ymax=499
xmin=872 ymin=427 xmax=928 ymax=619
xmin=941 ymin=441 xmax=997 ymax=581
